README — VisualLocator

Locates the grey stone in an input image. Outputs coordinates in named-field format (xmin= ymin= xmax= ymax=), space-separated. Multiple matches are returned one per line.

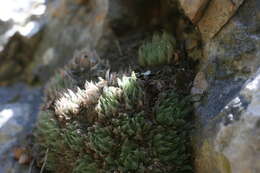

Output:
xmin=194 ymin=0 xmax=260 ymax=172
xmin=195 ymin=69 xmax=260 ymax=173
xmin=0 ymin=84 xmax=42 ymax=173
xmin=31 ymin=0 xmax=109 ymax=82
xmin=196 ymin=0 xmax=260 ymax=124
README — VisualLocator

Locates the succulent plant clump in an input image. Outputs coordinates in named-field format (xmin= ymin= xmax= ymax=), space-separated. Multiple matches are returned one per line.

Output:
xmin=138 ymin=32 xmax=176 ymax=67
xmin=34 ymin=69 xmax=193 ymax=172
xmin=32 ymin=44 xmax=195 ymax=172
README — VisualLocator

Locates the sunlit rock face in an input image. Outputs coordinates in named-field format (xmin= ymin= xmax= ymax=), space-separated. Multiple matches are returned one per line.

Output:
xmin=0 ymin=84 xmax=42 ymax=173
xmin=0 ymin=0 xmax=46 ymax=50
xmin=195 ymin=69 xmax=260 ymax=173
xmin=214 ymin=70 xmax=260 ymax=173
xmin=31 ymin=0 xmax=109 ymax=82
xmin=0 ymin=0 xmax=46 ymax=84
xmin=193 ymin=0 xmax=260 ymax=124
xmin=0 ymin=2 xmax=45 ymax=172
xmin=191 ymin=0 xmax=260 ymax=172
xmin=0 ymin=105 xmax=31 ymax=153
xmin=0 ymin=0 xmax=46 ymax=22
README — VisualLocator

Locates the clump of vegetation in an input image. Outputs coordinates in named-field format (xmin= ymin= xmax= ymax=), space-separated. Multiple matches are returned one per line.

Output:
xmin=34 ymin=70 xmax=193 ymax=172
xmin=138 ymin=32 xmax=176 ymax=67
xmin=32 ymin=43 xmax=194 ymax=172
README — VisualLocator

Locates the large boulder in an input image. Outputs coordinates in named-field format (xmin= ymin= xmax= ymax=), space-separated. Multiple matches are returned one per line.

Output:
xmin=193 ymin=0 xmax=259 ymax=124
xmin=195 ymin=69 xmax=260 ymax=173
xmin=213 ymin=69 xmax=260 ymax=173
xmin=183 ymin=0 xmax=260 ymax=172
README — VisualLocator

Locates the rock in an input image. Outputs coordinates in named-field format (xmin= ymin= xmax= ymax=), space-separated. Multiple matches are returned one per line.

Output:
xmin=31 ymin=0 xmax=109 ymax=82
xmin=18 ymin=153 xmax=31 ymax=165
xmin=191 ymin=71 xmax=208 ymax=95
xmin=0 ymin=104 xmax=30 ymax=148
xmin=13 ymin=147 xmax=26 ymax=160
xmin=195 ymin=69 xmax=260 ymax=173
xmin=195 ymin=0 xmax=260 ymax=123
xmin=178 ymin=0 xmax=210 ymax=23
xmin=179 ymin=0 xmax=245 ymax=41
xmin=185 ymin=37 xmax=199 ymax=51
xmin=197 ymin=0 xmax=245 ymax=41
xmin=193 ymin=0 xmax=260 ymax=172
xmin=0 ymin=20 xmax=12 ymax=51
xmin=0 ymin=83 xmax=42 ymax=173
xmin=0 ymin=0 xmax=46 ymax=51
xmin=75 ymin=0 xmax=90 ymax=5
xmin=0 ymin=0 xmax=46 ymax=85
xmin=0 ymin=31 xmax=43 ymax=84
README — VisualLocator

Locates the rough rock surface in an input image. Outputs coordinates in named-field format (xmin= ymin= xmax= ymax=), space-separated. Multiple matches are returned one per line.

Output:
xmin=0 ymin=20 xmax=12 ymax=51
xmin=0 ymin=84 xmax=42 ymax=173
xmin=0 ymin=32 xmax=43 ymax=84
xmin=215 ymin=70 xmax=260 ymax=173
xmin=198 ymin=0 xmax=245 ymax=40
xmin=0 ymin=0 xmax=46 ymax=50
xmin=192 ymin=0 xmax=260 ymax=172
xmin=195 ymin=0 xmax=260 ymax=124
xmin=179 ymin=0 xmax=209 ymax=23
xmin=195 ymin=69 xmax=260 ymax=173
xmin=0 ymin=0 xmax=46 ymax=84
xmin=179 ymin=0 xmax=245 ymax=40
xmin=31 ymin=0 xmax=109 ymax=82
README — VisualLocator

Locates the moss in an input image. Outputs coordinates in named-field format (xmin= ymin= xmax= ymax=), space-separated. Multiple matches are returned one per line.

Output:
xmin=138 ymin=32 xmax=176 ymax=67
